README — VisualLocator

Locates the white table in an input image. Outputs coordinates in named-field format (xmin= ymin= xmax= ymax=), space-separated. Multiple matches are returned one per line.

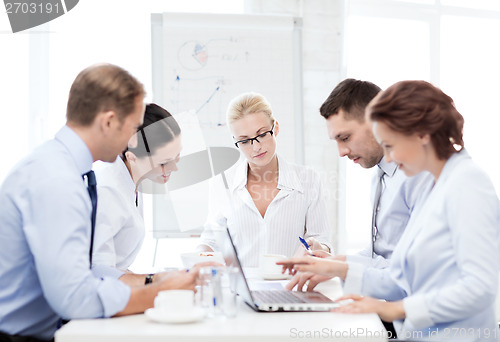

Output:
xmin=55 ymin=275 xmax=388 ymax=342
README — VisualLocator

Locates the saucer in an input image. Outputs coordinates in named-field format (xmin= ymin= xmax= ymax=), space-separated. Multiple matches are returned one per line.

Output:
xmin=145 ymin=308 xmax=205 ymax=324
xmin=261 ymin=273 xmax=292 ymax=280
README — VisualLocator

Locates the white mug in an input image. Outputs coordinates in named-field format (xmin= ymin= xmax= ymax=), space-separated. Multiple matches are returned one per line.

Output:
xmin=259 ymin=254 xmax=287 ymax=278
xmin=154 ymin=290 xmax=194 ymax=315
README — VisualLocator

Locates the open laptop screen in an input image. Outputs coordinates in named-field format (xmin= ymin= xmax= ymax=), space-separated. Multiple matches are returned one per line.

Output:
xmin=215 ymin=226 xmax=258 ymax=310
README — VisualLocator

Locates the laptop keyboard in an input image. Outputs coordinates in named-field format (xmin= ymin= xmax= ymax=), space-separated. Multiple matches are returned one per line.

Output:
xmin=252 ymin=290 xmax=306 ymax=304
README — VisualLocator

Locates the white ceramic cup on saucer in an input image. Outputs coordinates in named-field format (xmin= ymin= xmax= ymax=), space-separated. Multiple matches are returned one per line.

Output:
xmin=259 ymin=254 xmax=288 ymax=280
xmin=154 ymin=290 xmax=194 ymax=316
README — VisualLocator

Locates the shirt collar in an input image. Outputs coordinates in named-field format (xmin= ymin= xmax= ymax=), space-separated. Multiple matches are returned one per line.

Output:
xmin=230 ymin=154 xmax=303 ymax=193
xmin=114 ymin=156 xmax=137 ymax=199
xmin=377 ymin=157 xmax=398 ymax=177
xmin=231 ymin=158 xmax=249 ymax=191
xmin=55 ymin=125 xmax=94 ymax=176
xmin=437 ymin=148 xmax=470 ymax=180
xmin=276 ymin=155 xmax=303 ymax=192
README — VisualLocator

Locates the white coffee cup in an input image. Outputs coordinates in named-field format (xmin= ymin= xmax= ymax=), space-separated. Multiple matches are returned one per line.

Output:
xmin=154 ymin=290 xmax=194 ymax=315
xmin=259 ymin=254 xmax=287 ymax=278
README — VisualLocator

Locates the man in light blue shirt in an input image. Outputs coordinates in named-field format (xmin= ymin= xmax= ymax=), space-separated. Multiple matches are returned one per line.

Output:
xmin=0 ymin=64 xmax=198 ymax=342
xmin=286 ymin=79 xmax=433 ymax=294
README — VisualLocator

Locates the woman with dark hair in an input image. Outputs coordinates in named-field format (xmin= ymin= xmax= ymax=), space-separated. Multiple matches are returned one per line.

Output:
xmin=92 ymin=103 xmax=181 ymax=272
xmin=279 ymin=81 xmax=500 ymax=341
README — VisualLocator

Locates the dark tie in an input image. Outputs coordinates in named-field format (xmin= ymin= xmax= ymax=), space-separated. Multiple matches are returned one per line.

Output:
xmin=371 ymin=167 xmax=385 ymax=257
xmin=84 ymin=170 xmax=97 ymax=268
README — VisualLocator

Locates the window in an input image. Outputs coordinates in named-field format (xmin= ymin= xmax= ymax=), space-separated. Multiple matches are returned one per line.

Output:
xmin=440 ymin=15 xmax=500 ymax=190
xmin=342 ymin=0 xmax=500 ymax=254
xmin=0 ymin=33 xmax=30 ymax=182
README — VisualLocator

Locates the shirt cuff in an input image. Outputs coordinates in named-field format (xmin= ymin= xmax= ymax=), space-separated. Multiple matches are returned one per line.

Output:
xmin=96 ymin=277 xmax=131 ymax=317
xmin=317 ymin=239 xmax=333 ymax=253
xmin=198 ymin=242 xmax=217 ymax=252
xmin=92 ymin=264 xmax=126 ymax=279
xmin=343 ymin=261 xmax=366 ymax=295
xmin=403 ymin=294 xmax=434 ymax=329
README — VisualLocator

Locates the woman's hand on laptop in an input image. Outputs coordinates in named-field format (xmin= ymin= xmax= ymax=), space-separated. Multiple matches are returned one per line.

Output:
xmin=333 ymin=294 xmax=406 ymax=323
xmin=285 ymin=271 xmax=332 ymax=292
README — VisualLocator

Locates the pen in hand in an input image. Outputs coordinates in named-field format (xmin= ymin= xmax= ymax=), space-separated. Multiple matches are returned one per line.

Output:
xmin=299 ymin=236 xmax=315 ymax=256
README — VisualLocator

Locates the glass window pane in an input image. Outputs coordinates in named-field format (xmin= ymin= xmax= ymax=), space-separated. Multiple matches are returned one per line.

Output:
xmin=391 ymin=0 xmax=435 ymax=4
xmin=441 ymin=15 xmax=500 ymax=192
xmin=346 ymin=16 xmax=431 ymax=88
xmin=0 ymin=35 xmax=29 ymax=183
xmin=343 ymin=162 xmax=373 ymax=254
xmin=344 ymin=15 xmax=431 ymax=252
xmin=441 ymin=0 xmax=500 ymax=11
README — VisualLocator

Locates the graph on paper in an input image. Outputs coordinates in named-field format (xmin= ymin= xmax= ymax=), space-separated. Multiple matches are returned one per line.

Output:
xmin=151 ymin=13 xmax=300 ymax=236
xmin=161 ymin=13 xmax=297 ymax=149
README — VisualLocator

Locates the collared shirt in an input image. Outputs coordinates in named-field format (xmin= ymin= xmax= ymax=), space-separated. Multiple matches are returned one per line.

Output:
xmin=344 ymin=159 xmax=434 ymax=294
xmin=362 ymin=150 xmax=500 ymax=340
xmin=93 ymin=157 xmax=145 ymax=270
xmin=0 ymin=126 xmax=130 ymax=340
xmin=199 ymin=155 xmax=332 ymax=267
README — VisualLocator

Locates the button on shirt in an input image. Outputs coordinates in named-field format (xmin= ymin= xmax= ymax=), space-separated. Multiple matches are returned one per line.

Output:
xmin=362 ymin=150 xmax=500 ymax=340
xmin=0 ymin=126 xmax=130 ymax=340
xmin=344 ymin=158 xmax=434 ymax=294
xmin=93 ymin=157 xmax=145 ymax=270
xmin=200 ymin=155 xmax=332 ymax=267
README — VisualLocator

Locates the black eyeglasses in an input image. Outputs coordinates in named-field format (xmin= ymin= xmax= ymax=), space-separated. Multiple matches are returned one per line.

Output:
xmin=234 ymin=124 xmax=275 ymax=149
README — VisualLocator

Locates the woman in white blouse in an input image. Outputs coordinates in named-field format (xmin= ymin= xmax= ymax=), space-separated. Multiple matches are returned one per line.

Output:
xmin=279 ymin=81 xmax=500 ymax=341
xmin=93 ymin=104 xmax=181 ymax=272
xmin=198 ymin=92 xmax=332 ymax=267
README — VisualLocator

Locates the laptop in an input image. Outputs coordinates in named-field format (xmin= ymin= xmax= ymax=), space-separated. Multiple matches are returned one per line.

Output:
xmin=218 ymin=227 xmax=340 ymax=312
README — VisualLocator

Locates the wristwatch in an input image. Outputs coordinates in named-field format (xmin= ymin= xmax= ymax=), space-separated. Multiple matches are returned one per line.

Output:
xmin=145 ymin=273 xmax=154 ymax=285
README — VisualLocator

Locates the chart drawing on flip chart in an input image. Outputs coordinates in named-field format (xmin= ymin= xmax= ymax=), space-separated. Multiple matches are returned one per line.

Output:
xmin=151 ymin=12 xmax=303 ymax=237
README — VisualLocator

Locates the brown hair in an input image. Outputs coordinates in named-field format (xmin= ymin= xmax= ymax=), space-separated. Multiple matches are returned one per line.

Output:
xmin=367 ymin=80 xmax=464 ymax=160
xmin=66 ymin=64 xmax=145 ymax=126
xmin=320 ymin=78 xmax=381 ymax=121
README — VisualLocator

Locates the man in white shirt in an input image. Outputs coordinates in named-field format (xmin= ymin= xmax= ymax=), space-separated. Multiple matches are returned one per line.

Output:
xmin=287 ymin=79 xmax=432 ymax=294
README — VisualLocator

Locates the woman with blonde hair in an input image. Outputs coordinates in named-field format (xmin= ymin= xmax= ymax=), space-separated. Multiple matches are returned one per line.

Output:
xmin=199 ymin=92 xmax=332 ymax=267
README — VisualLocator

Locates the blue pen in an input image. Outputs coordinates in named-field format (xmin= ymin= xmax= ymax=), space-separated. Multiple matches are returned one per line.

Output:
xmin=299 ymin=236 xmax=315 ymax=256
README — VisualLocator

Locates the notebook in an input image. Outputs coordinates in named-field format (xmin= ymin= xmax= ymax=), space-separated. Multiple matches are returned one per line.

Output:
xmin=219 ymin=227 xmax=339 ymax=312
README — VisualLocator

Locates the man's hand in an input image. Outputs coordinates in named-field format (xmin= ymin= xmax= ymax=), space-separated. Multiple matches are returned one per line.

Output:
xmin=277 ymin=255 xmax=349 ymax=280
xmin=155 ymin=269 xmax=198 ymax=291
